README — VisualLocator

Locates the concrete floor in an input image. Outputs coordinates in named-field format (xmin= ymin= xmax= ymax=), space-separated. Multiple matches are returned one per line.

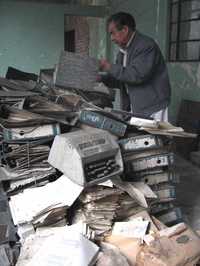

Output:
xmin=175 ymin=154 xmax=200 ymax=230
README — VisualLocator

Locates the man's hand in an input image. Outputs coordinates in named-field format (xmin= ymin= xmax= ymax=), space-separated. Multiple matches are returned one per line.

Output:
xmin=99 ymin=58 xmax=111 ymax=71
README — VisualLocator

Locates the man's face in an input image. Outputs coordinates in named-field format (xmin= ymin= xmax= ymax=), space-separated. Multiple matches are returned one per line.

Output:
xmin=108 ymin=21 xmax=130 ymax=48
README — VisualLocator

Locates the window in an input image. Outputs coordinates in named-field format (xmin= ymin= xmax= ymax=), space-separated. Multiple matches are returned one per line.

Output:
xmin=168 ymin=0 xmax=200 ymax=62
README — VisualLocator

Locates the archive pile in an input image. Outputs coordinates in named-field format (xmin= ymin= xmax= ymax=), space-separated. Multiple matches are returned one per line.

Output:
xmin=119 ymin=132 xmax=182 ymax=226
xmin=0 ymin=51 xmax=198 ymax=265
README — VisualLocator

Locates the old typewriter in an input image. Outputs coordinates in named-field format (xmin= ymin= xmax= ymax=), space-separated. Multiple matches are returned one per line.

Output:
xmin=48 ymin=128 xmax=123 ymax=186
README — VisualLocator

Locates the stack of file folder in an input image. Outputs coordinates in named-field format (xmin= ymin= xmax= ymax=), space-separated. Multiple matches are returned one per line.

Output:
xmin=119 ymin=133 xmax=182 ymax=226
xmin=0 ymin=139 xmax=57 ymax=195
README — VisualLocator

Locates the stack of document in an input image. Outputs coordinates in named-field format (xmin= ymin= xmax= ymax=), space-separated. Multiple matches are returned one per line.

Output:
xmin=72 ymin=180 xmax=155 ymax=238
xmin=116 ymin=193 xmax=146 ymax=220
xmin=75 ymin=186 xmax=123 ymax=237
xmin=9 ymin=175 xmax=83 ymax=228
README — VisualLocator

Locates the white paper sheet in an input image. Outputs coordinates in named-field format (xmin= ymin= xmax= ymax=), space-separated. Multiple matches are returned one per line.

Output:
xmin=9 ymin=175 xmax=83 ymax=224
xmin=129 ymin=117 xmax=158 ymax=128
xmin=112 ymin=218 xmax=149 ymax=239
xmin=131 ymin=182 xmax=157 ymax=199
xmin=26 ymin=230 xmax=99 ymax=266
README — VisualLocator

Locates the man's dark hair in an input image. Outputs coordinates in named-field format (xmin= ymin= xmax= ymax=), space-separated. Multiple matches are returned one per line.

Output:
xmin=107 ymin=12 xmax=136 ymax=31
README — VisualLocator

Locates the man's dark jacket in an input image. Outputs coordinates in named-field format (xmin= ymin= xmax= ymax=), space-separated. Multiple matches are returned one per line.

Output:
xmin=102 ymin=31 xmax=171 ymax=118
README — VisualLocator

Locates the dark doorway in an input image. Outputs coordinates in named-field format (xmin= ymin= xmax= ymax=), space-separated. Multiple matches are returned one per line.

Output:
xmin=64 ymin=30 xmax=75 ymax=52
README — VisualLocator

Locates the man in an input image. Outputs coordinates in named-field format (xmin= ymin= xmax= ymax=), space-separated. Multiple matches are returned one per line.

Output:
xmin=99 ymin=12 xmax=171 ymax=121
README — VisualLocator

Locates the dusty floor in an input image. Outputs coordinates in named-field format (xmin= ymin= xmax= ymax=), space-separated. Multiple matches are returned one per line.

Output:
xmin=175 ymin=154 xmax=200 ymax=230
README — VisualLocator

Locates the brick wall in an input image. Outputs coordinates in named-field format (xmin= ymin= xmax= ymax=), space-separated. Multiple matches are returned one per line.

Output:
xmin=65 ymin=16 xmax=90 ymax=55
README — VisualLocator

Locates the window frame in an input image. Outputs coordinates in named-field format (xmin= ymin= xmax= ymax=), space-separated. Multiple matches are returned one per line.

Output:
xmin=168 ymin=0 xmax=200 ymax=62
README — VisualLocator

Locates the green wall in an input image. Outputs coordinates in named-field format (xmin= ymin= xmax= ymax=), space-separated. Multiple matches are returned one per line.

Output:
xmin=109 ymin=0 xmax=200 ymax=122
xmin=1 ymin=0 xmax=199 ymax=123
xmin=0 ymin=1 xmax=64 ymax=76
xmin=0 ymin=1 xmax=108 ymax=77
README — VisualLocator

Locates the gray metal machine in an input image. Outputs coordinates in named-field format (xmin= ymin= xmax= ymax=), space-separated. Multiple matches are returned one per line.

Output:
xmin=48 ymin=129 xmax=123 ymax=186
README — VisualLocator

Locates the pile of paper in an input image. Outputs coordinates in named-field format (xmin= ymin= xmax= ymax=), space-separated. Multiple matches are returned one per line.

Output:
xmin=0 ymin=54 xmax=196 ymax=266
xmin=73 ymin=186 xmax=122 ymax=237
xmin=71 ymin=179 xmax=157 ymax=240
xmin=9 ymin=175 xmax=83 ymax=228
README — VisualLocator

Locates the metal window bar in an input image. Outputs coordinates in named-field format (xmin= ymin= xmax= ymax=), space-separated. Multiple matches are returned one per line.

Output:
xmin=168 ymin=0 xmax=173 ymax=60
xmin=170 ymin=39 xmax=200 ymax=43
xmin=170 ymin=17 xmax=200 ymax=24
xmin=176 ymin=0 xmax=182 ymax=60
xmin=169 ymin=0 xmax=200 ymax=61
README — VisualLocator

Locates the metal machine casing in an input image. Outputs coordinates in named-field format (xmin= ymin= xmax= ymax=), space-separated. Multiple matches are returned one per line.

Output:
xmin=48 ymin=129 xmax=123 ymax=186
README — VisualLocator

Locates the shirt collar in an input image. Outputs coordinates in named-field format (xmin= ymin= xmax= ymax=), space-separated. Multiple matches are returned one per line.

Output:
xmin=120 ymin=32 xmax=135 ymax=54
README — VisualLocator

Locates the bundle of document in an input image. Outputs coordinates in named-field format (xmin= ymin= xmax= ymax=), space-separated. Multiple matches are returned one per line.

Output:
xmin=73 ymin=186 xmax=122 ymax=237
